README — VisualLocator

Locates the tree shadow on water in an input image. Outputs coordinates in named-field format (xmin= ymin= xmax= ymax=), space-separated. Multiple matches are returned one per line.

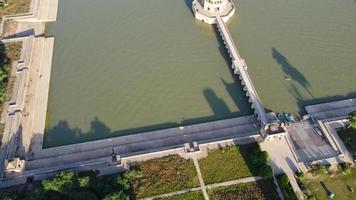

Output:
xmin=43 ymin=118 xmax=179 ymax=148
xmin=272 ymin=47 xmax=313 ymax=97
xmin=287 ymin=82 xmax=356 ymax=115
xmin=44 ymin=88 xmax=252 ymax=148
xmin=203 ymin=88 xmax=231 ymax=116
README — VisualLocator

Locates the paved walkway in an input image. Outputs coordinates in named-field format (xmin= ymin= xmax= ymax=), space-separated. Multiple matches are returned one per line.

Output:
xmin=260 ymin=138 xmax=303 ymax=199
xmin=193 ymin=158 xmax=209 ymax=200
xmin=206 ymin=176 xmax=262 ymax=189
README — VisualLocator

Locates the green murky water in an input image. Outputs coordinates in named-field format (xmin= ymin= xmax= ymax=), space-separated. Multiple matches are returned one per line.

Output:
xmin=45 ymin=0 xmax=356 ymax=147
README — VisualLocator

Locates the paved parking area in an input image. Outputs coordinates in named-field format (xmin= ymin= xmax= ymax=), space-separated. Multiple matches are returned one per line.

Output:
xmin=286 ymin=122 xmax=337 ymax=163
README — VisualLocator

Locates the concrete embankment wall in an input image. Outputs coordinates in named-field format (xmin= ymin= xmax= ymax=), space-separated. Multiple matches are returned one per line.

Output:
xmin=27 ymin=115 xmax=260 ymax=169
xmin=1 ymin=134 xmax=259 ymax=188
xmin=0 ymin=36 xmax=54 ymax=177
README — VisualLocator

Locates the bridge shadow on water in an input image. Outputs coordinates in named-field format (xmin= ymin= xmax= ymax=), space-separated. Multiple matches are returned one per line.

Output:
xmin=183 ymin=0 xmax=193 ymax=15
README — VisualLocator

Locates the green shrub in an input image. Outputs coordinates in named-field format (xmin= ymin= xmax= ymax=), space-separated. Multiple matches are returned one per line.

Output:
xmin=308 ymin=195 xmax=317 ymax=200
xmin=78 ymin=176 xmax=90 ymax=188
xmin=27 ymin=188 xmax=46 ymax=200
xmin=348 ymin=111 xmax=356 ymax=129
xmin=338 ymin=162 xmax=352 ymax=174
xmin=277 ymin=174 xmax=298 ymax=200
xmin=0 ymin=171 xmax=131 ymax=200
xmin=310 ymin=164 xmax=329 ymax=175
xmin=250 ymin=149 xmax=269 ymax=166
xmin=123 ymin=169 xmax=143 ymax=180
xmin=279 ymin=174 xmax=290 ymax=188
xmin=102 ymin=191 xmax=129 ymax=200
xmin=70 ymin=191 xmax=98 ymax=200
xmin=296 ymin=171 xmax=305 ymax=180
xmin=42 ymin=171 xmax=78 ymax=195
xmin=0 ymin=193 xmax=15 ymax=200
xmin=259 ymin=165 xmax=273 ymax=180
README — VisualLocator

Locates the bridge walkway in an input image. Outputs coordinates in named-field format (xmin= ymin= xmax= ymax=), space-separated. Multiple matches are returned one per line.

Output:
xmin=216 ymin=16 xmax=268 ymax=126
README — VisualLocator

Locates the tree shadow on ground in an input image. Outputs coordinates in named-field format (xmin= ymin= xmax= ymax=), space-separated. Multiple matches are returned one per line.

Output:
xmin=228 ymin=141 xmax=281 ymax=200
xmin=320 ymin=181 xmax=330 ymax=194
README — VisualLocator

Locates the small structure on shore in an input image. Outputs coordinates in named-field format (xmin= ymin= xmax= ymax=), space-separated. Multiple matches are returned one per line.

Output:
xmin=192 ymin=0 xmax=235 ymax=24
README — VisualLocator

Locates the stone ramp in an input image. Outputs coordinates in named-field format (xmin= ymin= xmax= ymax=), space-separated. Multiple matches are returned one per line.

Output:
xmin=36 ymin=0 xmax=58 ymax=21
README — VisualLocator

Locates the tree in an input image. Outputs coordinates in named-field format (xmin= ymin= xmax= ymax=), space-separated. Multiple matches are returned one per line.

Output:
xmin=279 ymin=174 xmax=290 ymax=188
xmin=259 ymin=164 xmax=273 ymax=179
xmin=78 ymin=176 xmax=90 ymax=188
xmin=42 ymin=171 xmax=78 ymax=195
xmin=70 ymin=191 xmax=98 ymax=200
xmin=28 ymin=188 xmax=46 ymax=200
xmin=310 ymin=164 xmax=329 ymax=175
xmin=338 ymin=162 xmax=352 ymax=174
xmin=90 ymin=174 xmax=130 ymax=198
xmin=308 ymin=195 xmax=316 ymax=200
xmin=251 ymin=150 xmax=269 ymax=166
xmin=0 ymin=193 xmax=15 ymax=200
xmin=103 ymin=192 xmax=129 ymax=200
xmin=123 ymin=169 xmax=143 ymax=180
xmin=348 ymin=111 xmax=356 ymax=129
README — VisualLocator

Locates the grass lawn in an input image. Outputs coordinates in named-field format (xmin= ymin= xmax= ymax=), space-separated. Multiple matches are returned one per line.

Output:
xmin=128 ymin=156 xmax=199 ymax=199
xmin=0 ymin=0 xmax=31 ymax=17
xmin=208 ymin=179 xmax=280 ymax=200
xmin=303 ymin=167 xmax=356 ymax=200
xmin=198 ymin=143 xmax=261 ymax=184
xmin=338 ymin=128 xmax=356 ymax=156
xmin=158 ymin=191 xmax=204 ymax=200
